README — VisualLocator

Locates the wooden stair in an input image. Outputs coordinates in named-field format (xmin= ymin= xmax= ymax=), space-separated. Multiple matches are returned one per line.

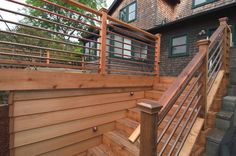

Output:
xmin=84 ymin=80 xmax=196 ymax=155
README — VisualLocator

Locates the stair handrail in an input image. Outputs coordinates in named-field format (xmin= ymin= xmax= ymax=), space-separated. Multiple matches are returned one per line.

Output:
xmin=137 ymin=17 xmax=231 ymax=156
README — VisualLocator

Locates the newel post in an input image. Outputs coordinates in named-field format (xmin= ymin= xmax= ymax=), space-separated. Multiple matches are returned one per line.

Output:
xmin=154 ymin=34 xmax=161 ymax=77
xmin=197 ymin=39 xmax=210 ymax=128
xmin=138 ymin=100 xmax=162 ymax=156
xmin=99 ymin=8 xmax=108 ymax=75
xmin=219 ymin=17 xmax=230 ymax=74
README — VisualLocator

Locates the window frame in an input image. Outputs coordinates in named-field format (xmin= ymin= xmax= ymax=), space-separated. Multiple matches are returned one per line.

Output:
xmin=169 ymin=34 xmax=189 ymax=58
xmin=192 ymin=0 xmax=215 ymax=8
xmin=119 ymin=1 xmax=137 ymax=23
xmin=232 ymin=25 xmax=236 ymax=47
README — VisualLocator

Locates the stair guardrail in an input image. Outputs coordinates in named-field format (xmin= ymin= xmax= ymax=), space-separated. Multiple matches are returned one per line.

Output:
xmin=137 ymin=17 xmax=231 ymax=156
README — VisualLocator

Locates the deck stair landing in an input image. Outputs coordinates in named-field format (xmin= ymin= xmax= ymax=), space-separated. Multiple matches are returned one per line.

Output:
xmin=86 ymin=83 xmax=196 ymax=156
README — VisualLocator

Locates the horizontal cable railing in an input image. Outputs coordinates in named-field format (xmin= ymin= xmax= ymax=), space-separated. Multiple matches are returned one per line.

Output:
xmin=105 ymin=16 xmax=157 ymax=75
xmin=137 ymin=17 xmax=231 ymax=156
xmin=0 ymin=0 xmax=158 ymax=76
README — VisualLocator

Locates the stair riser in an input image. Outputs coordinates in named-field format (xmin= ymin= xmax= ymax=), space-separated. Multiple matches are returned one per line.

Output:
xmin=230 ymin=68 xmax=236 ymax=84
xmin=127 ymin=111 xmax=140 ymax=122
xmin=115 ymin=122 xmax=135 ymax=136
xmin=227 ymin=86 xmax=236 ymax=96
xmin=222 ymin=97 xmax=236 ymax=112
xmin=215 ymin=118 xmax=233 ymax=131
xmin=205 ymin=141 xmax=220 ymax=156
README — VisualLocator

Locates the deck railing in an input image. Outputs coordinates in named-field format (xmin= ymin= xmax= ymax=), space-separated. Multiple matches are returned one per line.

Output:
xmin=0 ymin=0 xmax=158 ymax=75
xmin=138 ymin=17 xmax=230 ymax=156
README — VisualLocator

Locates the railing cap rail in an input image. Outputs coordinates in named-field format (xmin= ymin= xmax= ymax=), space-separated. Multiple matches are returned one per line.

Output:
xmin=197 ymin=39 xmax=211 ymax=46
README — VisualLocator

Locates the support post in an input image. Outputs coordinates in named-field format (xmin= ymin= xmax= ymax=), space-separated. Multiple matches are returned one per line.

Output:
xmin=99 ymin=8 xmax=108 ymax=75
xmin=197 ymin=39 xmax=210 ymax=129
xmin=138 ymin=100 xmax=162 ymax=156
xmin=219 ymin=17 xmax=230 ymax=73
xmin=46 ymin=51 xmax=50 ymax=64
xmin=154 ymin=34 xmax=161 ymax=77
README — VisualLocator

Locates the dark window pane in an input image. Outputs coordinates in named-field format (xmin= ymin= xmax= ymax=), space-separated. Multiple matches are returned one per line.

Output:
xmin=172 ymin=36 xmax=187 ymax=46
xmin=129 ymin=3 xmax=136 ymax=13
xmin=172 ymin=45 xmax=187 ymax=54
xmin=114 ymin=35 xmax=123 ymax=57
xmin=129 ymin=12 xmax=136 ymax=21
xmin=120 ymin=9 xmax=127 ymax=22
xmin=123 ymin=38 xmax=131 ymax=58
xmin=194 ymin=0 xmax=207 ymax=5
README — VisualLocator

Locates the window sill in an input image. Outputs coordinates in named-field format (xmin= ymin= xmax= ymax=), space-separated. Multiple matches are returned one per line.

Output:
xmin=168 ymin=53 xmax=189 ymax=58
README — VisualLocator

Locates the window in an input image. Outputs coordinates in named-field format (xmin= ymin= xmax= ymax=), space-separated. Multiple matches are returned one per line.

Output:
xmin=193 ymin=0 xmax=215 ymax=8
xmin=112 ymin=35 xmax=132 ymax=58
xmin=110 ymin=34 xmax=148 ymax=60
xmin=233 ymin=25 xmax=236 ymax=47
xmin=170 ymin=35 xmax=188 ymax=57
xmin=119 ymin=2 xmax=137 ymax=23
xmin=84 ymin=39 xmax=99 ymax=61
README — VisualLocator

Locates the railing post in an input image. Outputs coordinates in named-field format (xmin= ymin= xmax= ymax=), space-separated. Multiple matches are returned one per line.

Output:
xmin=219 ymin=17 xmax=230 ymax=74
xmin=46 ymin=51 xmax=50 ymax=64
xmin=138 ymin=100 xmax=162 ymax=156
xmin=197 ymin=39 xmax=210 ymax=129
xmin=99 ymin=8 xmax=108 ymax=75
xmin=154 ymin=34 xmax=161 ymax=77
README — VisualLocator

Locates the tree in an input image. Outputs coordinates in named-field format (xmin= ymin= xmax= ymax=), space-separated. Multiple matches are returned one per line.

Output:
xmin=22 ymin=0 xmax=106 ymax=41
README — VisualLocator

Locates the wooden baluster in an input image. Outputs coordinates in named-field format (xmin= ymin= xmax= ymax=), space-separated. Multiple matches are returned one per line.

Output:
xmin=99 ymin=8 xmax=108 ymax=75
xmin=46 ymin=51 xmax=50 ymax=64
xmin=197 ymin=39 xmax=210 ymax=129
xmin=138 ymin=100 xmax=162 ymax=156
xmin=154 ymin=34 xmax=161 ymax=78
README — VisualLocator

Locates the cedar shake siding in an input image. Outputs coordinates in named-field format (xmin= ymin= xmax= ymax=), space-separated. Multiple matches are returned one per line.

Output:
xmin=109 ymin=0 xmax=236 ymax=76
xmin=154 ymin=9 xmax=236 ymax=76
xmin=110 ymin=0 xmax=157 ymax=30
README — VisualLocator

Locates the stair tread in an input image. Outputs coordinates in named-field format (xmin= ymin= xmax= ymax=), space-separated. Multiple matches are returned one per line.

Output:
xmin=216 ymin=111 xmax=234 ymax=120
xmin=138 ymin=98 xmax=159 ymax=105
xmin=116 ymin=118 xmax=139 ymax=129
xmin=104 ymin=130 xmax=139 ymax=155
xmin=207 ymin=128 xmax=226 ymax=144
xmin=87 ymin=144 xmax=115 ymax=156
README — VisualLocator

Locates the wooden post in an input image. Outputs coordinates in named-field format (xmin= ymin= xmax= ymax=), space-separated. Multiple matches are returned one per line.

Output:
xmin=99 ymin=8 xmax=108 ymax=75
xmin=46 ymin=51 xmax=50 ymax=64
xmin=197 ymin=39 xmax=210 ymax=129
xmin=138 ymin=100 xmax=162 ymax=156
xmin=219 ymin=17 xmax=230 ymax=73
xmin=154 ymin=34 xmax=161 ymax=77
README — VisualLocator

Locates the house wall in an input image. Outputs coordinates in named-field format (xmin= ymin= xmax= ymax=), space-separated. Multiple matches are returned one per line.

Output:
xmin=155 ymin=0 xmax=236 ymax=26
xmin=158 ymin=10 xmax=236 ymax=76
xmin=110 ymin=0 xmax=157 ymax=30
xmin=110 ymin=0 xmax=236 ymax=30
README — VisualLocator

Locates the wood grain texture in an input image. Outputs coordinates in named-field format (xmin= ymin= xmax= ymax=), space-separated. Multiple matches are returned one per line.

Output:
xmin=0 ymin=69 xmax=154 ymax=90
xmin=14 ymin=123 xmax=114 ymax=156
xmin=13 ymin=91 xmax=143 ymax=116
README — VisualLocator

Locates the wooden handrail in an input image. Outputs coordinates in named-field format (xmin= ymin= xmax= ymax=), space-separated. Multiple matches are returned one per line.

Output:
xmin=63 ymin=0 xmax=102 ymax=16
xmin=158 ymin=49 xmax=207 ymax=121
